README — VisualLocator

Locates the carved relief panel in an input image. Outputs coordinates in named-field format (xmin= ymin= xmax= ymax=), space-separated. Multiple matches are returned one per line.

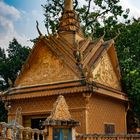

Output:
xmin=92 ymin=53 xmax=121 ymax=90
xmin=16 ymin=44 xmax=78 ymax=86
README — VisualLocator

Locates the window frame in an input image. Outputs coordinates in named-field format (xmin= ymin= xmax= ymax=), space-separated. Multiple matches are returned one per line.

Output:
xmin=104 ymin=123 xmax=115 ymax=135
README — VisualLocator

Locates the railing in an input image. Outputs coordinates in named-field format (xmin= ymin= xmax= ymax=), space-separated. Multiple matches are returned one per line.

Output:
xmin=0 ymin=122 xmax=47 ymax=140
xmin=1 ymin=121 xmax=140 ymax=140
xmin=76 ymin=134 xmax=140 ymax=140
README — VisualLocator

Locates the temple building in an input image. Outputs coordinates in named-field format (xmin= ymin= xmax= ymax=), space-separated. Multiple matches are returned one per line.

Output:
xmin=2 ymin=0 xmax=128 ymax=135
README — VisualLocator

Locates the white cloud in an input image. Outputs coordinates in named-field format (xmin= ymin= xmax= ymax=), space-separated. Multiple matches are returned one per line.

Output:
xmin=0 ymin=1 xmax=20 ymax=21
xmin=119 ymin=0 xmax=140 ymax=18
xmin=0 ymin=1 xmax=33 ymax=49
xmin=0 ymin=16 xmax=14 ymax=33
xmin=0 ymin=30 xmax=33 ymax=49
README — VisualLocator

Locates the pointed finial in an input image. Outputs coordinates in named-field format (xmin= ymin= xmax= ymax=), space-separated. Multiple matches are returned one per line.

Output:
xmin=36 ymin=20 xmax=43 ymax=36
xmin=64 ymin=0 xmax=73 ymax=11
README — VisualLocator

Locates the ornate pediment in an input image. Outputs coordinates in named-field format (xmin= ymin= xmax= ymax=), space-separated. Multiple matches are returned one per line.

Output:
xmin=48 ymin=95 xmax=71 ymax=120
xmin=92 ymin=52 xmax=121 ymax=90
xmin=15 ymin=43 xmax=79 ymax=87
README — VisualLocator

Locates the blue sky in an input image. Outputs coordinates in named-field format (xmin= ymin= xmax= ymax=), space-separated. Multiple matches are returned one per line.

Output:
xmin=0 ymin=0 xmax=140 ymax=49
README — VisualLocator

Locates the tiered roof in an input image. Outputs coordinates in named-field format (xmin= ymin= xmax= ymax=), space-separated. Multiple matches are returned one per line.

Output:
xmin=2 ymin=0 xmax=127 ymax=102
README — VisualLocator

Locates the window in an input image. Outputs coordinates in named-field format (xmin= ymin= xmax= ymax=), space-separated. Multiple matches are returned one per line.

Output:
xmin=104 ymin=124 xmax=115 ymax=134
xmin=53 ymin=128 xmax=72 ymax=140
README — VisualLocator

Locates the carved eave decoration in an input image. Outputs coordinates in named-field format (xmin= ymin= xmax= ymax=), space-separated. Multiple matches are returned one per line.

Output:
xmin=2 ymin=80 xmax=128 ymax=102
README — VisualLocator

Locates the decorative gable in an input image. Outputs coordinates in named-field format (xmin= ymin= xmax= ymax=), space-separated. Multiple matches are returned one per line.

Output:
xmin=92 ymin=52 xmax=121 ymax=90
xmin=48 ymin=95 xmax=71 ymax=120
xmin=15 ymin=41 xmax=79 ymax=87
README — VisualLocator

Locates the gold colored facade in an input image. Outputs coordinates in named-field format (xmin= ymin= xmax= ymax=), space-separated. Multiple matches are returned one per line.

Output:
xmin=6 ymin=84 xmax=127 ymax=134
xmin=15 ymin=41 xmax=79 ymax=86
xmin=3 ymin=0 xmax=128 ymax=135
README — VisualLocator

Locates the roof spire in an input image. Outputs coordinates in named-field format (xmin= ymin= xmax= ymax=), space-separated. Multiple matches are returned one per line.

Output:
xmin=64 ymin=0 xmax=73 ymax=11
xmin=58 ymin=0 xmax=83 ymax=37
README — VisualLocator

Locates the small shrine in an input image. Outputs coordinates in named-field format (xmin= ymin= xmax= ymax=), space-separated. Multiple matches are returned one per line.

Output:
xmin=44 ymin=95 xmax=79 ymax=140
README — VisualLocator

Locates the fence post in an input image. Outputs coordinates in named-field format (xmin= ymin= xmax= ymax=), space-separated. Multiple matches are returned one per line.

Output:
xmin=31 ymin=131 xmax=34 ymax=140
xmin=42 ymin=132 xmax=46 ymax=140
xmin=19 ymin=128 xmax=24 ymax=140
xmin=37 ymin=132 xmax=40 ymax=140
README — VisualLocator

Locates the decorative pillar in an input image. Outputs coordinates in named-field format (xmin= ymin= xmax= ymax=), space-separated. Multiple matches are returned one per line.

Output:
xmin=19 ymin=128 xmax=24 ymax=140
xmin=83 ymin=93 xmax=92 ymax=134
xmin=31 ymin=131 xmax=34 ymax=140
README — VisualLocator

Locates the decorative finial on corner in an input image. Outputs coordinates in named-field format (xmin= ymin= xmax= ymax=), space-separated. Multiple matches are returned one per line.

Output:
xmin=101 ymin=29 xmax=106 ymax=39
xmin=113 ymin=29 xmax=121 ymax=40
xmin=89 ymin=32 xmax=94 ymax=40
xmin=64 ymin=0 xmax=73 ymax=11
xmin=8 ymin=78 xmax=13 ymax=87
xmin=36 ymin=20 xmax=43 ymax=36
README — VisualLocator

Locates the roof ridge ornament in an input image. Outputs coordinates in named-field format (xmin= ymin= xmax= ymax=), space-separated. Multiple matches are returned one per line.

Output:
xmin=36 ymin=20 xmax=43 ymax=36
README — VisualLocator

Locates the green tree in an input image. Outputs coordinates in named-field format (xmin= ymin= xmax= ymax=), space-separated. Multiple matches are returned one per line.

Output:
xmin=0 ymin=48 xmax=8 ymax=122
xmin=0 ymin=38 xmax=31 ymax=122
xmin=0 ymin=38 xmax=31 ymax=89
xmin=0 ymin=100 xmax=7 ymax=122
xmin=42 ymin=0 xmax=129 ymax=36
xmin=0 ymin=48 xmax=9 ymax=90
xmin=114 ymin=20 xmax=140 ymax=128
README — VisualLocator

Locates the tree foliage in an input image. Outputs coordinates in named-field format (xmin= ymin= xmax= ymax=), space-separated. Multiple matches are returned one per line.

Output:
xmin=115 ymin=20 xmax=140 ymax=125
xmin=42 ymin=0 xmax=129 ymax=36
xmin=0 ymin=38 xmax=31 ymax=90
xmin=0 ymin=38 xmax=31 ymax=122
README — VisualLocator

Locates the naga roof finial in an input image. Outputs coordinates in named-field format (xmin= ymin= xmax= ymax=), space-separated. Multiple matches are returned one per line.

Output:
xmin=64 ymin=0 xmax=73 ymax=11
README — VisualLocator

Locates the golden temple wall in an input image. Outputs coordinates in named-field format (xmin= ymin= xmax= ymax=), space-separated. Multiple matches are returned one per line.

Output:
xmin=15 ymin=42 xmax=79 ymax=87
xmin=8 ymin=93 xmax=86 ymax=133
xmin=87 ymin=94 xmax=127 ymax=134
xmin=8 ymin=92 xmax=127 ymax=134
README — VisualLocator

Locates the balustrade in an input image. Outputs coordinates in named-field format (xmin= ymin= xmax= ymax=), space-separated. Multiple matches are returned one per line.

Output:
xmin=1 ymin=122 xmax=140 ymax=140
xmin=0 ymin=122 xmax=47 ymax=140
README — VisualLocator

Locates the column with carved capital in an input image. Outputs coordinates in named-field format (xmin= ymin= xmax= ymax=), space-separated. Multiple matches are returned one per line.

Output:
xmin=83 ymin=93 xmax=92 ymax=134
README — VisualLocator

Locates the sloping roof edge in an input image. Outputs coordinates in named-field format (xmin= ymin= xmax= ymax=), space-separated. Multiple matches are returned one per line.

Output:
xmin=2 ymin=80 xmax=128 ymax=102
